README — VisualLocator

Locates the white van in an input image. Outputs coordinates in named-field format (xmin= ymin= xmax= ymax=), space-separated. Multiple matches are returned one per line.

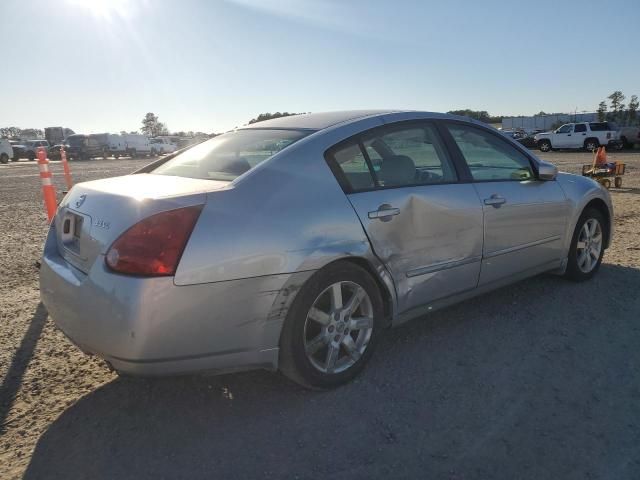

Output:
xmin=121 ymin=134 xmax=152 ymax=157
xmin=107 ymin=134 xmax=127 ymax=158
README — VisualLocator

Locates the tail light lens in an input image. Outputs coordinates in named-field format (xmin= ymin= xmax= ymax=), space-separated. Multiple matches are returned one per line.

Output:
xmin=106 ymin=205 xmax=203 ymax=276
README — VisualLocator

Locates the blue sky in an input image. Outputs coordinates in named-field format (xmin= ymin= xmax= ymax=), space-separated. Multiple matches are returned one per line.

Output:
xmin=2 ymin=0 xmax=638 ymax=133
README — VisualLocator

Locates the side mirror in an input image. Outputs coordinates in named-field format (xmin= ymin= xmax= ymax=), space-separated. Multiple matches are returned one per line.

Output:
xmin=538 ymin=161 xmax=558 ymax=181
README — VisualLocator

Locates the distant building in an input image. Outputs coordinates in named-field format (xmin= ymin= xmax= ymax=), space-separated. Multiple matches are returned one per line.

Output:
xmin=502 ymin=112 xmax=598 ymax=132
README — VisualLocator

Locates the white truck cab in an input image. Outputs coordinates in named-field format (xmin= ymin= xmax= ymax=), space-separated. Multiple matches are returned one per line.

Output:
xmin=535 ymin=122 xmax=621 ymax=152
xmin=150 ymin=137 xmax=178 ymax=155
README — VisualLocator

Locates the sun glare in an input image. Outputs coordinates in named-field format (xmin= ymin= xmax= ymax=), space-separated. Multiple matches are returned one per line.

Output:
xmin=66 ymin=0 xmax=132 ymax=20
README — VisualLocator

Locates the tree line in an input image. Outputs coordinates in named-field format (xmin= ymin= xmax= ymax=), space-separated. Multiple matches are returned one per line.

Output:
xmin=0 ymin=127 xmax=46 ymax=140
xmin=597 ymin=91 xmax=638 ymax=124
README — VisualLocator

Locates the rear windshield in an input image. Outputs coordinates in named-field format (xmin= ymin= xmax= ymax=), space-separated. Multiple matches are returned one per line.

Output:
xmin=152 ymin=129 xmax=311 ymax=181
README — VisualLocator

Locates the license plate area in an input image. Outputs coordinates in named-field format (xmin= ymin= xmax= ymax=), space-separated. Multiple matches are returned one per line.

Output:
xmin=61 ymin=211 xmax=85 ymax=254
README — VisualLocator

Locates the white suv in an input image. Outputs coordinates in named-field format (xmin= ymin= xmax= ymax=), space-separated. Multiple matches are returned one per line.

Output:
xmin=534 ymin=122 xmax=621 ymax=152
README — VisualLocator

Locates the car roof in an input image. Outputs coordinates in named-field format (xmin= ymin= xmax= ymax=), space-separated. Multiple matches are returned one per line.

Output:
xmin=241 ymin=110 xmax=404 ymax=130
xmin=239 ymin=110 xmax=485 ymax=132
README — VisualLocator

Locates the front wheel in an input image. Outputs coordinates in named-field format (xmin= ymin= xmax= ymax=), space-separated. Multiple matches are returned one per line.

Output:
xmin=565 ymin=208 xmax=606 ymax=282
xmin=538 ymin=140 xmax=552 ymax=152
xmin=279 ymin=262 xmax=384 ymax=389
xmin=0 ymin=153 xmax=8 ymax=164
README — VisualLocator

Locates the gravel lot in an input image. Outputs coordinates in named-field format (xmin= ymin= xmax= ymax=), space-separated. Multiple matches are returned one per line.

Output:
xmin=1 ymin=150 xmax=640 ymax=479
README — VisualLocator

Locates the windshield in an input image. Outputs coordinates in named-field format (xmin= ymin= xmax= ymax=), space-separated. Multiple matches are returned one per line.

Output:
xmin=152 ymin=128 xmax=311 ymax=181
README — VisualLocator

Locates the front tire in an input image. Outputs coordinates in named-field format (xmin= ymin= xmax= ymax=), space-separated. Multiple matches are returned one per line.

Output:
xmin=565 ymin=208 xmax=606 ymax=282
xmin=0 ymin=153 xmax=8 ymax=164
xmin=279 ymin=262 xmax=384 ymax=389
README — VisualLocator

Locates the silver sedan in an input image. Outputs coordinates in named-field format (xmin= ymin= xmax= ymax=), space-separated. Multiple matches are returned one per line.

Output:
xmin=40 ymin=111 xmax=613 ymax=389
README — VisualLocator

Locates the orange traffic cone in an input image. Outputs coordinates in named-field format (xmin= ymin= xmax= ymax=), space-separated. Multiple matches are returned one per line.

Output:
xmin=595 ymin=146 xmax=607 ymax=165
xmin=59 ymin=146 xmax=73 ymax=190
xmin=37 ymin=147 xmax=58 ymax=222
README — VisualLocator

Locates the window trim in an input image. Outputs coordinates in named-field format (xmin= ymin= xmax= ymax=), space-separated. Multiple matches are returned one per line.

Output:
xmin=437 ymin=120 xmax=542 ymax=184
xmin=324 ymin=120 xmax=464 ymax=194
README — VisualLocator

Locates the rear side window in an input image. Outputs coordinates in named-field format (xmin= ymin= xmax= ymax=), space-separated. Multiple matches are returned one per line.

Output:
xmin=589 ymin=122 xmax=611 ymax=131
xmin=327 ymin=122 xmax=457 ymax=192
xmin=331 ymin=142 xmax=376 ymax=191
xmin=574 ymin=124 xmax=587 ymax=133
xmin=446 ymin=124 xmax=534 ymax=181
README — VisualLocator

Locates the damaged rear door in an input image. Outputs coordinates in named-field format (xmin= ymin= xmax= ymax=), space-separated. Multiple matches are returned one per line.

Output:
xmin=326 ymin=121 xmax=484 ymax=315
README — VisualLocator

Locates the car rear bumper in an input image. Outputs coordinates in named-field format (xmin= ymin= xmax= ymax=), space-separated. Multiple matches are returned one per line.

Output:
xmin=39 ymin=225 xmax=300 ymax=376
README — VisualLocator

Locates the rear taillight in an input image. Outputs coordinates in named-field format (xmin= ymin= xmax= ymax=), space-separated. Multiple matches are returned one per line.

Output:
xmin=106 ymin=205 xmax=203 ymax=276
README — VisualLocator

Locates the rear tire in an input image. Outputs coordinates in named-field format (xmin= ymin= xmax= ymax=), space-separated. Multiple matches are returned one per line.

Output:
xmin=538 ymin=140 xmax=552 ymax=152
xmin=614 ymin=176 xmax=622 ymax=188
xmin=279 ymin=262 xmax=383 ymax=389
xmin=584 ymin=139 xmax=599 ymax=151
xmin=564 ymin=208 xmax=606 ymax=282
xmin=0 ymin=153 xmax=8 ymax=164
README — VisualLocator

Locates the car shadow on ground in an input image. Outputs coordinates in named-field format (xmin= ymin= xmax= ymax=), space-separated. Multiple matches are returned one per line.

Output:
xmin=24 ymin=264 xmax=640 ymax=480
xmin=0 ymin=303 xmax=48 ymax=434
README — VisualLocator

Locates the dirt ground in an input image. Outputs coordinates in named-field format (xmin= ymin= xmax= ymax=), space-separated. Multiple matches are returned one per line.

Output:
xmin=1 ymin=150 xmax=640 ymax=479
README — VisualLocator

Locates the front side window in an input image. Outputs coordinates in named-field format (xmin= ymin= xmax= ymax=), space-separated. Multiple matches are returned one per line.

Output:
xmin=446 ymin=124 xmax=534 ymax=181
xmin=556 ymin=124 xmax=572 ymax=134
xmin=153 ymin=129 xmax=311 ymax=181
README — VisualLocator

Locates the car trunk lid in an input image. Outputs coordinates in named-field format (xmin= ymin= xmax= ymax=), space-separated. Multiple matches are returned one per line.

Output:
xmin=54 ymin=173 xmax=230 ymax=274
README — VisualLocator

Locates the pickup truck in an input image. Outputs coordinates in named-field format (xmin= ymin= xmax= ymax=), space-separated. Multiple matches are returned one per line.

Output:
xmin=150 ymin=137 xmax=177 ymax=155
xmin=618 ymin=126 xmax=640 ymax=148
xmin=534 ymin=122 xmax=621 ymax=152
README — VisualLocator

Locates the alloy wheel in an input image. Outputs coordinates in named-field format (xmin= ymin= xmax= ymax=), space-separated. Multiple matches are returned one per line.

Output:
xmin=303 ymin=281 xmax=374 ymax=374
xmin=576 ymin=218 xmax=602 ymax=273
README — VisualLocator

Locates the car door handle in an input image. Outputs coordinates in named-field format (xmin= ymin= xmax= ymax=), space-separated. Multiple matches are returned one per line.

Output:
xmin=484 ymin=195 xmax=506 ymax=207
xmin=368 ymin=205 xmax=400 ymax=219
